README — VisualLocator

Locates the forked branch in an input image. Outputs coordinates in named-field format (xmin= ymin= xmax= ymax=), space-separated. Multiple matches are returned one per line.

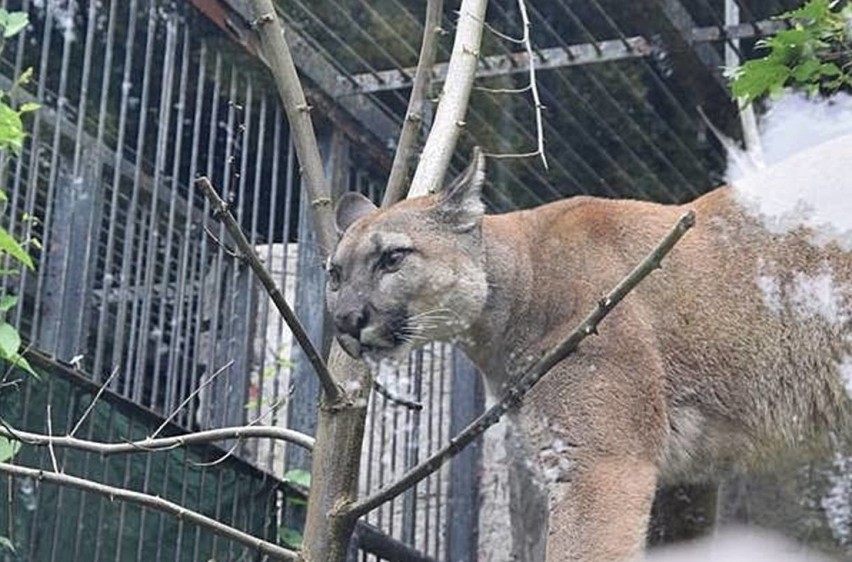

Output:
xmin=347 ymin=210 xmax=696 ymax=518
xmin=382 ymin=0 xmax=445 ymax=206
xmin=408 ymin=0 xmax=489 ymax=198
xmin=0 ymin=424 xmax=315 ymax=455
xmin=196 ymin=177 xmax=341 ymax=403
xmin=0 ymin=463 xmax=298 ymax=561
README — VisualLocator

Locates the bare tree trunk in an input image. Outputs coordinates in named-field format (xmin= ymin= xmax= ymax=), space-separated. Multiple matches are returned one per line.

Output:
xmin=300 ymin=348 xmax=371 ymax=561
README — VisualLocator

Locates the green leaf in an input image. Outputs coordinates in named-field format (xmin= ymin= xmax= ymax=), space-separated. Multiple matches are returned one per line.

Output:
xmin=791 ymin=58 xmax=822 ymax=83
xmin=0 ymin=226 xmax=33 ymax=269
xmin=0 ymin=295 xmax=17 ymax=312
xmin=731 ymin=58 xmax=791 ymax=105
xmin=283 ymin=469 xmax=311 ymax=489
xmin=0 ymin=436 xmax=20 ymax=462
xmin=819 ymin=62 xmax=842 ymax=76
xmin=3 ymin=12 xmax=28 ymax=38
xmin=9 ymin=354 xmax=38 ymax=378
xmin=278 ymin=527 xmax=303 ymax=549
xmin=18 ymin=102 xmax=39 ymax=114
xmin=14 ymin=67 xmax=33 ymax=89
xmin=0 ymin=188 xmax=7 ymax=202
xmin=0 ymin=322 xmax=20 ymax=358
xmin=784 ymin=0 xmax=831 ymax=23
xmin=0 ymin=102 xmax=24 ymax=153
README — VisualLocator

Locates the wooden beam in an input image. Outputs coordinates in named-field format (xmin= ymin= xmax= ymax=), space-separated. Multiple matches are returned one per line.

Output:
xmin=336 ymin=36 xmax=653 ymax=96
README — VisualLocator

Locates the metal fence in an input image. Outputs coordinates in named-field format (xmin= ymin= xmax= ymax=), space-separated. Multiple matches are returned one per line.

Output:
xmin=0 ymin=0 xmax=482 ymax=560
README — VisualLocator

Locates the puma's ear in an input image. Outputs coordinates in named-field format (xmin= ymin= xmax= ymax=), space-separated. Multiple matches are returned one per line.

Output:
xmin=335 ymin=192 xmax=378 ymax=234
xmin=438 ymin=146 xmax=485 ymax=230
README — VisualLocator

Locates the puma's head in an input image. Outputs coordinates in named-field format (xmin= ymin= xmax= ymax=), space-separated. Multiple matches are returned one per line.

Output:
xmin=327 ymin=150 xmax=489 ymax=361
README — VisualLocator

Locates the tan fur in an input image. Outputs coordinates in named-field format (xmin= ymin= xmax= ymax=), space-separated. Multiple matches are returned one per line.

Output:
xmin=328 ymin=153 xmax=852 ymax=561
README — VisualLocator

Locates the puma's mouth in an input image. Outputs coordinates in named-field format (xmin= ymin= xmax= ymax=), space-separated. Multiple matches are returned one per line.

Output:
xmin=335 ymin=313 xmax=410 ymax=361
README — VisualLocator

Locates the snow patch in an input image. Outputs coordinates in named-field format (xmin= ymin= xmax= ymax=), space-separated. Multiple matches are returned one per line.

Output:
xmin=728 ymin=94 xmax=852 ymax=251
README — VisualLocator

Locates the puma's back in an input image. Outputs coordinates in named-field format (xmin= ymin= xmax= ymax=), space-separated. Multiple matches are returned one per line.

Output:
xmin=327 ymin=137 xmax=852 ymax=561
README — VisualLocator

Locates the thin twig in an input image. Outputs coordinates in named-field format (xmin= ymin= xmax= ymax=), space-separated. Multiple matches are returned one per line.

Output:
xmin=191 ymin=441 xmax=240 ymax=468
xmin=70 ymin=365 xmax=120 ymax=437
xmin=346 ymin=211 xmax=696 ymax=519
xmin=196 ymin=177 xmax=341 ymax=403
xmin=382 ymin=0 xmax=444 ymax=206
xmin=0 ymin=425 xmax=315 ymax=454
xmin=203 ymin=223 xmax=240 ymax=260
xmin=151 ymin=359 xmax=235 ymax=439
xmin=474 ymin=84 xmax=532 ymax=94
xmin=46 ymin=405 xmax=60 ymax=473
xmin=372 ymin=380 xmax=423 ymax=411
xmin=0 ymin=462 xmax=298 ymax=561
xmin=516 ymin=0 xmax=548 ymax=170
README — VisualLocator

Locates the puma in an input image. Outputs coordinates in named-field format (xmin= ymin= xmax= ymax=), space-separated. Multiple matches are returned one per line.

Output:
xmin=326 ymin=140 xmax=852 ymax=561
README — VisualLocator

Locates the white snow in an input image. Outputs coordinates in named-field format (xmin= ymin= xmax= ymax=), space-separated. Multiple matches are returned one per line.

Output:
xmin=728 ymin=93 xmax=852 ymax=251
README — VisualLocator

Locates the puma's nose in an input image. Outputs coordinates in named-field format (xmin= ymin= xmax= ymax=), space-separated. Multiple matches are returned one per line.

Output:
xmin=334 ymin=308 xmax=369 ymax=339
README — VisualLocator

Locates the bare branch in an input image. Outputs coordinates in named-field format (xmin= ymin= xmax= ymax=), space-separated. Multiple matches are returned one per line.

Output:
xmin=0 ymin=462 xmax=298 ymax=561
xmin=196 ymin=177 xmax=341 ymax=403
xmin=0 ymin=425 xmax=315 ymax=455
xmin=46 ymin=405 xmax=60 ymax=473
xmin=246 ymin=0 xmax=335 ymax=253
xmin=382 ymin=0 xmax=445 ymax=206
xmin=407 ymin=0 xmax=489 ymax=198
xmin=152 ymin=359 xmax=234 ymax=438
xmin=347 ymin=211 xmax=696 ymax=519
xmin=515 ymin=0 xmax=548 ymax=170
xmin=70 ymin=366 xmax=120 ymax=437
xmin=372 ymin=380 xmax=423 ymax=411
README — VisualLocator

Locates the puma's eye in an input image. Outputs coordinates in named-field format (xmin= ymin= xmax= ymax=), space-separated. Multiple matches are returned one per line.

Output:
xmin=327 ymin=265 xmax=341 ymax=291
xmin=377 ymin=248 xmax=411 ymax=273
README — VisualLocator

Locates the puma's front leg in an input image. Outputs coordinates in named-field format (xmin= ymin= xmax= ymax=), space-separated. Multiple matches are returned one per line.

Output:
xmin=546 ymin=456 xmax=658 ymax=562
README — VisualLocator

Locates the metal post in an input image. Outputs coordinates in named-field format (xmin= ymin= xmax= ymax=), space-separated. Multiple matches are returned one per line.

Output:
xmin=38 ymin=154 xmax=101 ymax=361
xmin=445 ymin=349 xmax=484 ymax=562
xmin=285 ymin=126 xmax=350 ymax=470
xmin=725 ymin=0 xmax=764 ymax=165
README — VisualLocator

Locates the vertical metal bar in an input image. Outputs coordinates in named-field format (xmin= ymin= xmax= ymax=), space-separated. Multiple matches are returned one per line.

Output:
xmin=200 ymin=50 xmax=225 ymax=429
xmin=162 ymin=27 xmax=191 ymax=413
xmin=33 ymin=0 xmax=75 ymax=348
xmin=173 ymin=448 xmax=191 ymax=560
xmin=134 ymin=452 xmax=154 ymax=561
xmin=3 ymin=0 xmax=30 ymax=298
xmin=112 ymin=0 xmax=149 ymax=397
xmin=388 ymin=366 xmax=400 ymax=538
xmin=14 ymin=0 xmax=54 ymax=331
xmin=247 ymin=91 xmax=267 ymax=433
xmin=93 ymin=0 xmax=136 ymax=382
xmin=71 ymin=0 xmax=99 ymax=177
xmin=191 ymin=47 xmax=222 ymax=428
xmin=401 ymin=349 xmax=423 ymax=545
xmin=446 ymin=350 xmax=484 ymax=562
xmin=175 ymin=39 xmax=208 ymax=421
xmin=725 ymin=0 xmax=764 ymax=162
xmin=434 ymin=344 xmax=446 ymax=558
xmin=267 ymin=128 xmax=294 ymax=472
xmin=125 ymin=3 xmax=162 ymax=402
xmin=92 ymin=407 xmax=118 ymax=562
xmin=284 ymin=128 xmax=332 ymax=471
xmin=141 ymin=15 xmax=178 ymax=410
